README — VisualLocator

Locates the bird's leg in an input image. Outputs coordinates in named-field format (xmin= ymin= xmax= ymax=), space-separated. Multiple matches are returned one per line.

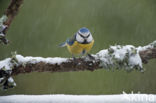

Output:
xmin=82 ymin=50 xmax=86 ymax=55
xmin=72 ymin=54 xmax=79 ymax=65
xmin=80 ymin=50 xmax=87 ymax=58
xmin=72 ymin=54 xmax=76 ymax=60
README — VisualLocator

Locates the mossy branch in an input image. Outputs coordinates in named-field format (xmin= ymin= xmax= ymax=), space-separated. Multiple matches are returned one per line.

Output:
xmin=0 ymin=40 xmax=156 ymax=89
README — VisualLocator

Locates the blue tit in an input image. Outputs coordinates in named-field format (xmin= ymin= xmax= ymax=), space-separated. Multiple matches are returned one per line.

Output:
xmin=59 ymin=27 xmax=94 ymax=56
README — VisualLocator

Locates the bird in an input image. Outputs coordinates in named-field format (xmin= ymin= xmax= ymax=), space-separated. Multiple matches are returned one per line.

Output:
xmin=59 ymin=27 xmax=94 ymax=58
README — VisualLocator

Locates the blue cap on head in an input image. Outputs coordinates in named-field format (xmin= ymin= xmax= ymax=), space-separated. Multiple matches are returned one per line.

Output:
xmin=79 ymin=27 xmax=90 ymax=34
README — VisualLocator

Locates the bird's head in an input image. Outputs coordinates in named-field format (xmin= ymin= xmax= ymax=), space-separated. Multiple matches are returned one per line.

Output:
xmin=76 ymin=27 xmax=93 ymax=44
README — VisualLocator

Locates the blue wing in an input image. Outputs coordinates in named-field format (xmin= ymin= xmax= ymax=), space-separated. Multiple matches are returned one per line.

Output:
xmin=58 ymin=34 xmax=76 ymax=47
xmin=66 ymin=34 xmax=76 ymax=46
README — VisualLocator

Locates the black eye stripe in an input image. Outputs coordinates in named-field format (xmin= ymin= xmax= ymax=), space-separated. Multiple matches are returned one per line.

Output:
xmin=78 ymin=32 xmax=90 ymax=38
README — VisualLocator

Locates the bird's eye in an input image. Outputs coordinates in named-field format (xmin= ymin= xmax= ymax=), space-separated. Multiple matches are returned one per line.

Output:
xmin=78 ymin=32 xmax=90 ymax=38
xmin=86 ymin=33 xmax=90 ymax=38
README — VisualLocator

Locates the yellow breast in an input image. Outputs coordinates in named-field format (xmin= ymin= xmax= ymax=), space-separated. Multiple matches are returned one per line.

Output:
xmin=67 ymin=40 xmax=94 ymax=55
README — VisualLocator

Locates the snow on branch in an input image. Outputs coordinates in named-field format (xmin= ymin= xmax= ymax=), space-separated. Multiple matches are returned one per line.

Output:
xmin=0 ymin=0 xmax=23 ymax=44
xmin=0 ymin=40 xmax=156 ymax=89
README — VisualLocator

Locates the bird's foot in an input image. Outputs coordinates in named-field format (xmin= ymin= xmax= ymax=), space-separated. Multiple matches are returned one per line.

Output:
xmin=72 ymin=56 xmax=79 ymax=65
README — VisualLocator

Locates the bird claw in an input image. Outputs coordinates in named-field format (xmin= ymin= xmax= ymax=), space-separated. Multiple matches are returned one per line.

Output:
xmin=72 ymin=57 xmax=80 ymax=66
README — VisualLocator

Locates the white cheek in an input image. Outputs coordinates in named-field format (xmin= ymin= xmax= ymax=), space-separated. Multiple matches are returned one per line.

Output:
xmin=87 ymin=35 xmax=93 ymax=43
xmin=76 ymin=34 xmax=84 ymax=43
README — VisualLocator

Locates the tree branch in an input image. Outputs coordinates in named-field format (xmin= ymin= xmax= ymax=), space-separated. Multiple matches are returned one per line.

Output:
xmin=0 ymin=0 xmax=24 ymax=44
xmin=0 ymin=40 xmax=156 ymax=89
xmin=139 ymin=48 xmax=156 ymax=64
xmin=11 ymin=48 xmax=156 ymax=76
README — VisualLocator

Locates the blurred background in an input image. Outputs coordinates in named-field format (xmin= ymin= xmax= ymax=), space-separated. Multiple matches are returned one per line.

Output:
xmin=0 ymin=0 xmax=156 ymax=95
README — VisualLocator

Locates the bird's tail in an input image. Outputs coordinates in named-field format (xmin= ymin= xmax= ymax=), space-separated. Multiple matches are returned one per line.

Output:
xmin=58 ymin=42 xmax=66 ymax=47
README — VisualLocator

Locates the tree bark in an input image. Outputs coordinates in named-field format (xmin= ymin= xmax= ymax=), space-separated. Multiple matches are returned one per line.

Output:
xmin=139 ymin=48 xmax=156 ymax=64
xmin=11 ymin=48 xmax=156 ymax=76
